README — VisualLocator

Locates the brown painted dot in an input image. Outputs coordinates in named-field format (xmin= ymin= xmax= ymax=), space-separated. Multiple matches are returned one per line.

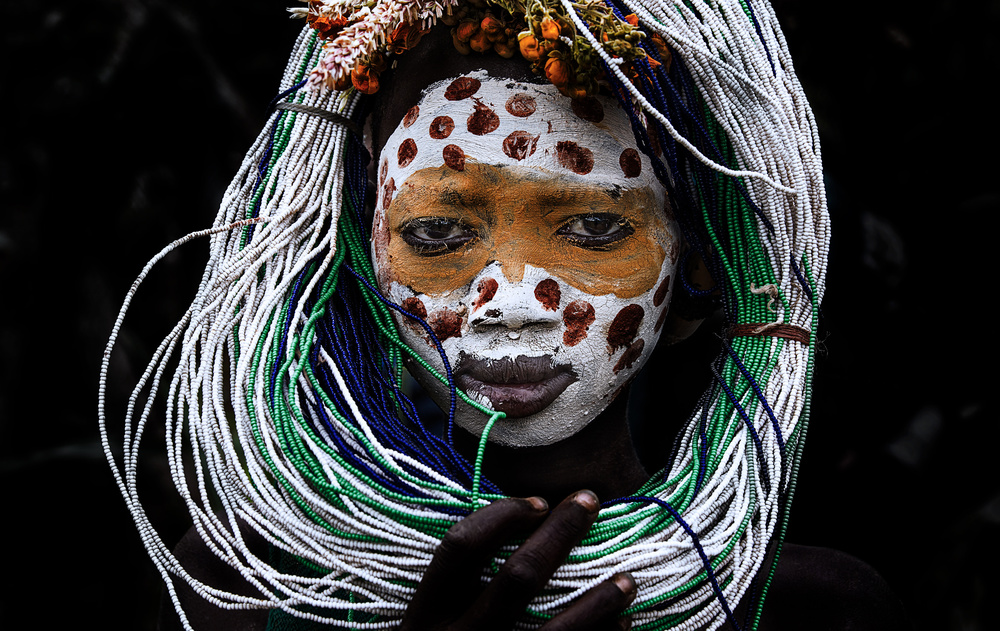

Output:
xmin=381 ymin=177 xmax=396 ymax=209
xmin=443 ymin=144 xmax=465 ymax=171
xmin=613 ymin=338 xmax=645 ymax=373
xmin=620 ymin=148 xmax=641 ymax=178
xmin=647 ymin=119 xmax=663 ymax=157
xmin=563 ymin=300 xmax=595 ymax=347
xmin=571 ymin=96 xmax=604 ymax=123
xmin=607 ymin=304 xmax=644 ymax=353
xmin=653 ymin=275 xmax=671 ymax=308
xmin=428 ymin=309 xmax=462 ymax=341
xmin=402 ymin=105 xmax=419 ymax=128
xmin=467 ymin=101 xmax=500 ymax=136
xmin=505 ymin=93 xmax=537 ymax=117
xmin=654 ymin=307 xmax=668 ymax=333
xmin=429 ymin=116 xmax=455 ymax=139
xmin=397 ymin=139 xmax=418 ymax=168
xmin=534 ymin=279 xmax=561 ymax=311
xmin=445 ymin=77 xmax=481 ymax=100
xmin=502 ymin=131 xmax=540 ymax=161
xmin=667 ymin=237 xmax=679 ymax=264
xmin=379 ymin=157 xmax=388 ymax=184
xmin=401 ymin=296 xmax=427 ymax=320
xmin=472 ymin=278 xmax=498 ymax=311
xmin=556 ymin=141 xmax=594 ymax=175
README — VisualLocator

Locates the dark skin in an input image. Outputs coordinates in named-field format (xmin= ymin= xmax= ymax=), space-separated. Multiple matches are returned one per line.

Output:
xmin=160 ymin=26 xmax=912 ymax=631
xmin=400 ymin=391 xmax=644 ymax=631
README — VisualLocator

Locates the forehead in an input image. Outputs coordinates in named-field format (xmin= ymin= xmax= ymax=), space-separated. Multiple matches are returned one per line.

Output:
xmin=378 ymin=71 xmax=664 ymax=206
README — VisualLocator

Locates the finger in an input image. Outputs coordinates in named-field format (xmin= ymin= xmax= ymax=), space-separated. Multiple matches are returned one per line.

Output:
xmin=538 ymin=573 xmax=637 ymax=631
xmin=466 ymin=490 xmax=601 ymax=630
xmin=401 ymin=496 xmax=549 ymax=630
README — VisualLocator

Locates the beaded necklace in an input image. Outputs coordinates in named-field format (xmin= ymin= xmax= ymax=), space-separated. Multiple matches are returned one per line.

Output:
xmin=98 ymin=1 xmax=828 ymax=629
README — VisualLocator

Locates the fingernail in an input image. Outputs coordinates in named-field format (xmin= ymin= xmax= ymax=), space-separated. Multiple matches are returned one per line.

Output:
xmin=613 ymin=572 xmax=637 ymax=602
xmin=526 ymin=496 xmax=548 ymax=511
xmin=572 ymin=489 xmax=600 ymax=512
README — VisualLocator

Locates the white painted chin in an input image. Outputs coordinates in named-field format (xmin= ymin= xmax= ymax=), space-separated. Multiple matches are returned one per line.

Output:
xmin=388 ymin=263 xmax=672 ymax=448
xmin=411 ymin=362 xmax=616 ymax=447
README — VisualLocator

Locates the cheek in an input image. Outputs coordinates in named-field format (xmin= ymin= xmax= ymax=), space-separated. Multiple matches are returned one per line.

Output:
xmin=562 ymin=300 xmax=596 ymax=347
xmin=427 ymin=307 xmax=464 ymax=342
xmin=382 ymin=277 xmax=472 ymax=353
xmin=372 ymin=210 xmax=392 ymax=290
xmin=607 ymin=304 xmax=644 ymax=353
xmin=554 ymin=254 xmax=674 ymax=384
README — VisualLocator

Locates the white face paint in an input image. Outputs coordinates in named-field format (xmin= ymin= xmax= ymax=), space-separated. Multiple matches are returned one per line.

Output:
xmin=372 ymin=71 xmax=679 ymax=447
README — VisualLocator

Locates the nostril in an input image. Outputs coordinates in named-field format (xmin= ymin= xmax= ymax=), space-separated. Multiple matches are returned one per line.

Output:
xmin=470 ymin=308 xmax=503 ymax=329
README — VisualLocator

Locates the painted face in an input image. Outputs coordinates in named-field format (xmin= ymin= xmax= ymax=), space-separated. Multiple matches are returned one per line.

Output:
xmin=372 ymin=72 xmax=679 ymax=447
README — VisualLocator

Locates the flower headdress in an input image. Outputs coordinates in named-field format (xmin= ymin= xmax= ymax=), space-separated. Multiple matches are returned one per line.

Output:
xmin=291 ymin=0 xmax=650 ymax=97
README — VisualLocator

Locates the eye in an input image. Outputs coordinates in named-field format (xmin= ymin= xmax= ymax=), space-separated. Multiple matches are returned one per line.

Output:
xmin=557 ymin=214 xmax=635 ymax=248
xmin=400 ymin=217 xmax=478 ymax=255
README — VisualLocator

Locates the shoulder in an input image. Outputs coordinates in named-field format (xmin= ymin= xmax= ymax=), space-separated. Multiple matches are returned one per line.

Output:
xmin=753 ymin=544 xmax=912 ymax=631
xmin=157 ymin=524 xmax=270 ymax=631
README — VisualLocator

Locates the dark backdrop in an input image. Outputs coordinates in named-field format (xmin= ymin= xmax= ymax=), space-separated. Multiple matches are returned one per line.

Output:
xmin=1 ymin=1 xmax=997 ymax=629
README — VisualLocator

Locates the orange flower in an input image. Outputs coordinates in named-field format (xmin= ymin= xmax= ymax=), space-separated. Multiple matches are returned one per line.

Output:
xmin=544 ymin=57 xmax=571 ymax=87
xmin=650 ymin=33 xmax=673 ymax=72
xmin=540 ymin=17 xmax=561 ymax=41
xmin=455 ymin=19 xmax=479 ymax=43
xmin=560 ymin=84 xmax=588 ymax=99
xmin=310 ymin=14 xmax=350 ymax=40
xmin=624 ymin=13 xmax=639 ymax=26
xmin=333 ymin=71 xmax=352 ymax=92
xmin=470 ymin=29 xmax=492 ymax=53
xmin=518 ymin=33 xmax=542 ymax=61
xmin=351 ymin=64 xmax=379 ymax=94
xmin=493 ymin=39 xmax=517 ymax=58
xmin=452 ymin=27 xmax=473 ymax=54
xmin=481 ymin=14 xmax=504 ymax=36
xmin=387 ymin=22 xmax=427 ymax=54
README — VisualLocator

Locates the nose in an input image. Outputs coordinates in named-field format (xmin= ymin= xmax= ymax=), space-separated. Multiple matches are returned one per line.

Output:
xmin=468 ymin=266 xmax=562 ymax=331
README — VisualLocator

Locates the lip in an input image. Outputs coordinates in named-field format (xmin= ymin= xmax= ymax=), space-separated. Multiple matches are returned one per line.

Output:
xmin=454 ymin=353 xmax=578 ymax=418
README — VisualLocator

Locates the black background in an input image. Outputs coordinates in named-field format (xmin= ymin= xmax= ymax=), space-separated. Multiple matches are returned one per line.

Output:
xmin=1 ymin=1 xmax=997 ymax=628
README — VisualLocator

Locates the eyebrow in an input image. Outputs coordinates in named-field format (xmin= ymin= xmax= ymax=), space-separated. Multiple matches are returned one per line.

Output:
xmin=534 ymin=184 xmax=625 ymax=212
xmin=436 ymin=187 xmax=490 ymax=208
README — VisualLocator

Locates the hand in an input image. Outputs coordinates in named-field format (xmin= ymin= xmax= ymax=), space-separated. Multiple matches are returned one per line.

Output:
xmin=400 ymin=490 xmax=636 ymax=631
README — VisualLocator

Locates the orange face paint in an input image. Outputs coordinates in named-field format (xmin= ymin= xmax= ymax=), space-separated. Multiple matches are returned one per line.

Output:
xmin=380 ymin=164 xmax=676 ymax=299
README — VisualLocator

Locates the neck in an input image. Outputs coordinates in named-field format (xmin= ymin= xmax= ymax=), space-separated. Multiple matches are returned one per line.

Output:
xmin=455 ymin=386 xmax=648 ymax=507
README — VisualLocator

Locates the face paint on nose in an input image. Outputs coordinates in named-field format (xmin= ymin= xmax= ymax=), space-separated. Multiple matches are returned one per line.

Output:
xmin=373 ymin=71 xmax=679 ymax=447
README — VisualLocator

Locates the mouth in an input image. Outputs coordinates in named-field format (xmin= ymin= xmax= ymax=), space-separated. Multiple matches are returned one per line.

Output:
xmin=454 ymin=353 xmax=578 ymax=418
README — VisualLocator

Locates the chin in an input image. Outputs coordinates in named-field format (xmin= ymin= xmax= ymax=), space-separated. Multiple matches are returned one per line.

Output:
xmin=414 ymin=365 xmax=619 ymax=447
